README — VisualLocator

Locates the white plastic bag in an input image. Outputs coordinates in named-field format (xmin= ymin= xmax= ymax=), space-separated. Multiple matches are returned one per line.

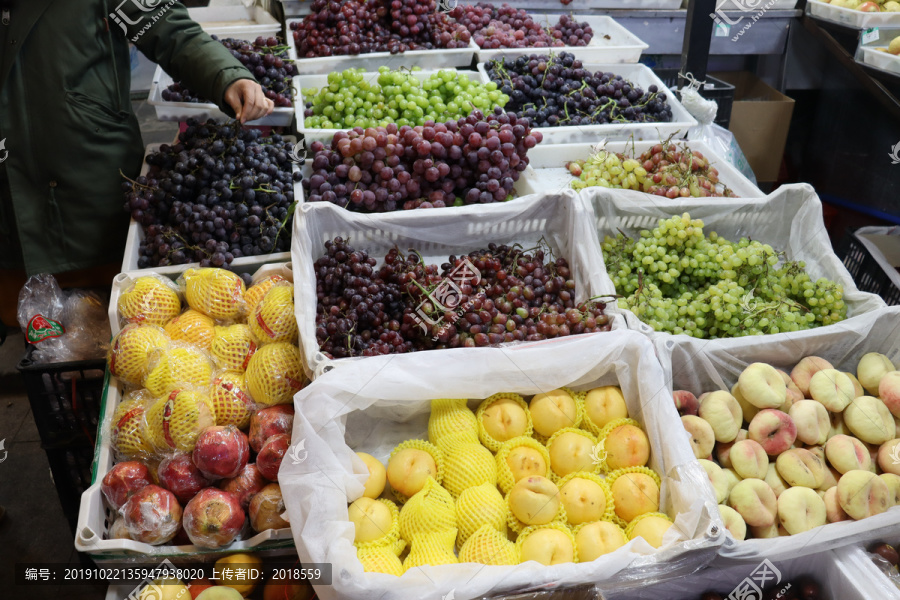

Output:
xmin=279 ymin=330 xmax=721 ymax=600
xmin=655 ymin=305 xmax=900 ymax=562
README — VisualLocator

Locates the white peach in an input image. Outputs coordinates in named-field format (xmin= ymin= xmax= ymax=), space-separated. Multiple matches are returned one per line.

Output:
xmin=700 ymin=459 xmax=730 ymax=504
xmin=730 ymin=440 xmax=769 ymax=480
xmin=844 ymin=396 xmax=895 ymax=445
xmin=699 ymin=391 xmax=743 ymax=443
xmin=765 ymin=464 xmax=789 ymax=498
xmin=748 ymin=409 xmax=797 ymax=456
xmin=809 ymin=369 xmax=855 ymax=412
xmin=824 ymin=487 xmax=851 ymax=523
xmin=878 ymin=372 xmax=900 ymax=419
xmin=790 ymin=400 xmax=831 ymax=445
xmin=682 ymin=415 xmax=716 ymax=460
xmin=837 ymin=469 xmax=890 ymax=520
xmin=738 ymin=363 xmax=788 ymax=409
xmin=728 ymin=478 xmax=778 ymax=528
xmin=777 ymin=486 xmax=826 ymax=535
xmin=857 ymin=352 xmax=895 ymax=395
xmin=775 ymin=448 xmax=826 ymax=489
xmin=825 ymin=435 xmax=872 ymax=474
xmin=718 ymin=504 xmax=747 ymax=540
xmin=715 ymin=430 xmax=748 ymax=469
xmin=878 ymin=439 xmax=900 ymax=476
xmin=791 ymin=357 xmax=834 ymax=397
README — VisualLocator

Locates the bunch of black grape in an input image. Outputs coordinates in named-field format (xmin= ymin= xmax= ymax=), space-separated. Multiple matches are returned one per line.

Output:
xmin=303 ymin=108 xmax=542 ymax=212
xmin=161 ymin=36 xmax=297 ymax=107
xmin=314 ymin=238 xmax=612 ymax=357
xmin=450 ymin=3 xmax=592 ymax=49
xmin=289 ymin=0 xmax=471 ymax=58
xmin=486 ymin=52 xmax=674 ymax=127
xmin=123 ymin=119 xmax=302 ymax=269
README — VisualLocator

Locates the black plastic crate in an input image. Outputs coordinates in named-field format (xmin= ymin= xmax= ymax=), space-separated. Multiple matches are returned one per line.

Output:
xmin=16 ymin=346 xmax=106 ymax=450
xmin=656 ymin=70 xmax=735 ymax=129
xmin=836 ymin=228 xmax=900 ymax=306
xmin=45 ymin=444 xmax=98 ymax=536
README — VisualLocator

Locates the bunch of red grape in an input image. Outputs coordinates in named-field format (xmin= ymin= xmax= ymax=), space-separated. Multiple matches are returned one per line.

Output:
xmin=314 ymin=237 xmax=611 ymax=358
xmin=162 ymin=36 xmax=297 ymax=108
xmin=289 ymin=0 xmax=471 ymax=58
xmin=449 ymin=3 xmax=592 ymax=49
xmin=303 ymin=108 xmax=542 ymax=212
xmin=123 ymin=119 xmax=302 ymax=271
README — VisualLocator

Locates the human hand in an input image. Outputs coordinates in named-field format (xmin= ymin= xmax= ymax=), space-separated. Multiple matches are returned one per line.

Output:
xmin=224 ymin=79 xmax=274 ymax=123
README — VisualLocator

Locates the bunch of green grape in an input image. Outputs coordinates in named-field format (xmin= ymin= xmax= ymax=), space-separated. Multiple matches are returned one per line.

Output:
xmin=602 ymin=214 xmax=848 ymax=338
xmin=302 ymin=67 xmax=508 ymax=130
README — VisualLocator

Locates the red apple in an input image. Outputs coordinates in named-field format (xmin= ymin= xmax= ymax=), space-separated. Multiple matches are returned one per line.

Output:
xmin=250 ymin=405 xmax=295 ymax=452
xmin=159 ymin=453 xmax=213 ymax=504
xmin=122 ymin=484 xmax=183 ymax=545
xmin=219 ymin=463 xmax=268 ymax=509
xmin=257 ymin=434 xmax=290 ymax=482
xmin=249 ymin=483 xmax=289 ymax=532
xmin=859 ymin=1 xmax=880 ymax=10
xmin=188 ymin=578 xmax=215 ymax=599
xmin=673 ymin=390 xmax=700 ymax=417
xmin=182 ymin=488 xmax=246 ymax=548
xmin=192 ymin=425 xmax=250 ymax=480
xmin=101 ymin=461 xmax=152 ymax=510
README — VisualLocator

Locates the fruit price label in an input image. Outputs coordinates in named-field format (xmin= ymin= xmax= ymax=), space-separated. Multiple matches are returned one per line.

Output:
xmin=862 ymin=28 xmax=880 ymax=44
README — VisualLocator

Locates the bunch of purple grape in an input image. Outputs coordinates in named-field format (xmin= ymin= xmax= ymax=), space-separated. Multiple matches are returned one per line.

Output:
xmin=486 ymin=52 xmax=674 ymax=127
xmin=289 ymin=0 xmax=471 ymax=58
xmin=450 ymin=3 xmax=592 ymax=49
xmin=314 ymin=238 xmax=612 ymax=358
xmin=302 ymin=108 xmax=542 ymax=212
xmin=123 ymin=119 xmax=302 ymax=270
xmin=161 ymin=36 xmax=297 ymax=108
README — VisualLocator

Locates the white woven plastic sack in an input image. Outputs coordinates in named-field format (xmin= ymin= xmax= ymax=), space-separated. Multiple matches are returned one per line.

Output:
xmin=279 ymin=330 xmax=721 ymax=600
xmin=583 ymin=182 xmax=887 ymax=342
xmin=654 ymin=305 xmax=900 ymax=562
xmin=291 ymin=190 xmax=621 ymax=379
xmin=601 ymin=545 xmax=900 ymax=599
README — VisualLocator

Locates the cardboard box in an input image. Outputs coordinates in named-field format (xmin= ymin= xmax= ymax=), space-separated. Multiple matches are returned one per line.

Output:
xmin=712 ymin=71 xmax=795 ymax=182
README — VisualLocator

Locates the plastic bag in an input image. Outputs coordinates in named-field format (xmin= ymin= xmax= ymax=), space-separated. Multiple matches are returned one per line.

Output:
xmin=17 ymin=273 xmax=110 ymax=363
xmin=676 ymin=73 xmax=757 ymax=185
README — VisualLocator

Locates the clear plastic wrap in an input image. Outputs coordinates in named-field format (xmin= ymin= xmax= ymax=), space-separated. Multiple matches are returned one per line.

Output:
xmin=157 ymin=453 xmax=213 ymax=505
xmin=249 ymin=483 xmax=290 ymax=532
xmin=182 ymin=487 xmax=247 ymax=549
xmin=117 ymin=274 xmax=182 ymax=327
xmin=144 ymin=388 xmax=217 ymax=454
xmin=63 ymin=290 xmax=111 ymax=360
xmin=191 ymin=425 xmax=250 ymax=480
xmin=279 ymin=330 xmax=721 ymax=600
xmin=257 ymin=432 xmax=291 ymax=482
xmin=209 ymin=371 xmax=256 ymax=429
xmin=163 ymin=308 xmax=216 ymax=350
xmin=107 ymin=324 xmax=170 ymax=386
xmin=100 ymin=461 xmax=152 ymax=510
xmin=219 ymin=463 xmax=268 ymax=510
xmin=180 ymin=267 xmax=247 ymax=321
xmin=244 ymin=342 xmax=307 ymax=406
xmin=210 ymin=324 xmax=257 ymax=372
xmin=249 ymin=281 xmax=299 ymax=345
xmin=121 ymin=484 xmax=183 ymax=546
xmin=110 ymin=389 xmax=157 ymax=461
xmin=143 ymin=342 xmax=216 ymax=397
xmin=249 ymin=405 xmax=295 ymax=453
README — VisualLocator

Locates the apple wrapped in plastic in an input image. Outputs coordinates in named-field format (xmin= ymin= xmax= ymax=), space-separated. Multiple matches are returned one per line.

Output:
xmin=257 ymin=433 xmax=290 ymax=482
xmin=219 ymin=463 xmax=268 ymax=509
xmin=122 ymin=484 xmax=183 ymax=545
xmin=192 ymin=425 xmax=250 ymax=480
xmin=182 ymin=488 xmax=246 ymax=548
xmin=249 ymin=405 xmax=294 ymax=453
xmin=158 ymin=454 xmax=212 ymax=504
xmin=250 ymin=483 xmax=290 ymax=532
xmin=101 ymin=461 xmax=152 ymax=509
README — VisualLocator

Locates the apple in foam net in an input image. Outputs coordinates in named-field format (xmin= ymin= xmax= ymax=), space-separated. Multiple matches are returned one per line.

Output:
xmin=682 ymin=415 xmax=716 ymax=459
xmin=672 ymin=390 xmax=699 ymax=417
xmin=560 ymin=476 xmax=608 ymax=525
xmin=738 ymin=363 xmax=787 ymax=409
xmin=549 ymin=431 xmax=596 ymax=477
xmin=699 ymin=391 xmax=743 ymax=443
xmin=530 ymin=389 xmax=578 ymax=438
xmin=387 ymin=448 xmax=436 ymax=498
xmin=603 ymin=424 xmax=650 ymax=470
xmin=791 ymin=357 xmax=834 ymax=397
xmin=101 ymin=461 xmax=152 ymax=509
xmin=519 ymin=527 xmax=574 ymax=565
xmin=481 ymin=397 xmax=528 ymax=442
xmin=584 ymin=386 xmax=630 ymax=428
xmin=356 ymin=452 xmax=387 ymax=499
xmin=507 ymin=446 xmax=547 ymax=482
xmin=748 ymin=409 xmax=797 ymax=455
xmin=611 ymin=472 xmax=659 ymax=522
xmin=508 ymin=476 xmax=561 ymax=525
xmin=574 ymin=521 xmax=627 ymax=561
xmin=348 ymin=497 xmax=392 ymax=544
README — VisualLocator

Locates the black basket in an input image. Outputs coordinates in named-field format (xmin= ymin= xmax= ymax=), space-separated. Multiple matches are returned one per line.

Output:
xmin=16 ymin=346 xmax=106 ymax=450
xmin=657 ymin=70 xmax=735 ymax=129
xmin=836 ymin=229 xmax=900 ymax=306
xmin=45 ymin=444 xmax=98 ymax=535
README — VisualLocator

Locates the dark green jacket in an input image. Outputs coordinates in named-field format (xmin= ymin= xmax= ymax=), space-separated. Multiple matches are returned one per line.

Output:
xmin=0 ymin=0 xmax=254 ymax=274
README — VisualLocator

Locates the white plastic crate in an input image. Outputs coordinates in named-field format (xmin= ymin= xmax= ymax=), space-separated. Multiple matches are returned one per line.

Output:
xmin=856 ymin=28 xmax=900 ymax=76
xmin=76 ymin=263 xmax=296 ymax=563
xmin=523 ymin=140 xmax=764 ymax=198
xmin=473 ymin=15 xmax=648 ymax=65
xmin=808 ymin=0 xmax=900 ymax=29
xmin=584 ymin=183 xmax=887 ymax=340
xmin=600 ymin=546 xmax=900 ymax=599
xmin=285 ymin=18 xmax=478 ymax=74
xmin=654 ymin=306 xmax=900 ymax=563
xmin=148 ymin=67 xmax=296 ymax=126
xmin=279 ymin=329 xmax=721 ymax=600
xmin=188 ymin=5 xmax=281 ymax=36
xmin=121 ymin=143 xmax=301 ymax=275
xmin=476 ymin=62 xmax=698 ymax=144
xmin=291 ymin=190 xmax=622 ymax=378
xmin=295 ymin=69 xmax=494 ymax=142
xmin=277 ymin=0 xmax=310 ymax=17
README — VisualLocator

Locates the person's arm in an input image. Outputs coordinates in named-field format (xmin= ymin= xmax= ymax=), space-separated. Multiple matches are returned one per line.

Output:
xmin=112 ymin=0 xmax=272 ymax=122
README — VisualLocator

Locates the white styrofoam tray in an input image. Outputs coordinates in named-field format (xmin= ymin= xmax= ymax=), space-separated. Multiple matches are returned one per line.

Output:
xmin=601 ymin=546 xmax=900 ymax=599
xmin=188 ymin=5 xmax=281 ymax=36
xmin=280 ymin=329 xmax=721 ymax=600
xmin=296 ymin=69 xmax=493 ymax=142
xmin=121 ymin=143 xmax=301 ymax=276
xmin=477 ymin=62 xmax=698 ymax=144
xmin=808 ymin=0 xmax=900 ymax=29
xmin=654 ymin=306 xmax=900 ymax=563
xmin=473 ymin=15 xmax=648 ymax=65
xmin=523 ymin=140 xmax=764 ymax=198
xmin=291 ymin=190 xmax=623 ymax=378
xmin=285 ymin=18 xmax=478 ymax=74
xmin=585 ymin=183 xmax=888 ymax=341
xmin=77 ymin=263 xmax=296 ymax=563
xmin=148 ymin=67 xmax=296 ymax=126
xmin=834 ymin=544 xmax=900 ymax=597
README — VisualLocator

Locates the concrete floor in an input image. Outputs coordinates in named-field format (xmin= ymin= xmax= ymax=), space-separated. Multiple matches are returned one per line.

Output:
xmin=0 ymin=98 xmax=178 ymax=599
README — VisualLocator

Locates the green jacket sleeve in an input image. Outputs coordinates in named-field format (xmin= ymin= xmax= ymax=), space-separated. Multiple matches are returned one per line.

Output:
xmin=113 ymin=0 xmax=254 ymax=116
